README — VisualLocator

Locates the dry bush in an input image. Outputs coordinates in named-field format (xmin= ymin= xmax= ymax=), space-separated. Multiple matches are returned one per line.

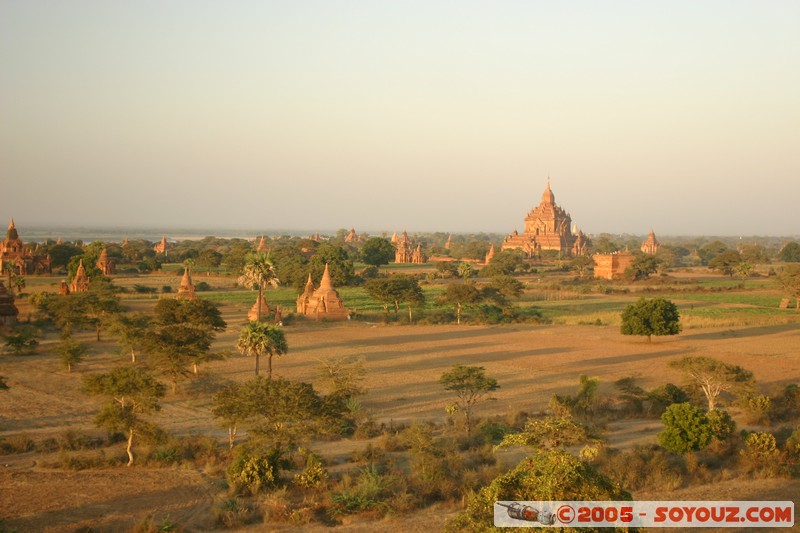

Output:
xmin=0 ymin=434 xmax=35 ymax=454
xmin=596 ymin=445 xmax=684 ymax=492
xmin=213 ymin=498 xmax=253 ymax=529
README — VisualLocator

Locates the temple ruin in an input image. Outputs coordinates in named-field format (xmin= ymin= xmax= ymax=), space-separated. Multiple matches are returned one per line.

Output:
xmin=0 ymin=217 xmax=51 ymax=275
xmin=593 ymin=250 xmax=635 ymax=280
xmin=96 ymin=248 xmax=116 ymax=276
xmin=176 ymin=267 xmax=196 ymax=300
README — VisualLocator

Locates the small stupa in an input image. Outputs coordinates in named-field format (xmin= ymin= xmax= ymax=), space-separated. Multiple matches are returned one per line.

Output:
xmin=176 ymin=267 xmax=196 ymax=300
xmin=248 ymin=294 xmax=271 ymax=321
xmin=96 ymin=248 xmax=116 ymax=275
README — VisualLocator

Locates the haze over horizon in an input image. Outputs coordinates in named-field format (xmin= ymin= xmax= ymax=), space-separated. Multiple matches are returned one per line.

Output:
xmin=2 ymin=2 xmax=798 ymax=236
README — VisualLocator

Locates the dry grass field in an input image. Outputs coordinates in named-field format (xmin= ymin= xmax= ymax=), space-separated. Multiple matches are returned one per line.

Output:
xmin=2 ymin=280 xmax=800 ymax=531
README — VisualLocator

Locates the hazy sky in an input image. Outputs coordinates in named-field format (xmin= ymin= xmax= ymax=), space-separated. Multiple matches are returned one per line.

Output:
xmin=1 ymin=1 xmax=798 ymax=236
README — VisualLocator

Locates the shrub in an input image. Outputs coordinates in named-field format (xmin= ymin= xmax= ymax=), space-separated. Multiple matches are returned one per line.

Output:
xmin=446 ymin=448 xmax=631 ymax=532
xmin=741 ymin=432 xmax=783 ymax=477
xmin=706 ymin=409 xmax=736 ymax=441
xmin=227 ymin=448 xmax=282 ymax=495
xmin=745 ymin=395 xmax=772 ymax=425
xmin=293 ymin=454 xmax=329 ymax=489
xmin=659 ymin=403 xmax=713 ymax=454
xmin=646 ymin=383 xmax=690 ymax=417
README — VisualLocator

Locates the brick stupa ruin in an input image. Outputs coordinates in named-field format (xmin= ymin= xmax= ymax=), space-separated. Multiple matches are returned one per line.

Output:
xmin=176 ymin=267 xmax=196 ymax=300
xmin=248 ymin=294 xmax=271 ymax=322
xmin=296 ymin=264 xmax=350 ymax=320
xmin=501 ymin=179 xmax=584 ymax=258
xmin=96 ymin=248 xmax=116 ymax=276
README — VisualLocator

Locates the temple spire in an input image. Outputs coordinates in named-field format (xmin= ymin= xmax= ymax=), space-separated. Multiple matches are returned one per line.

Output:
xmin=319 ymin=263 xmax=333 ymax=290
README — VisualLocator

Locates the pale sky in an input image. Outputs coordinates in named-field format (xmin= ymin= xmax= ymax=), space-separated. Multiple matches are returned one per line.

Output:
xmin=1 ymin=1 xmax=798 ymax=236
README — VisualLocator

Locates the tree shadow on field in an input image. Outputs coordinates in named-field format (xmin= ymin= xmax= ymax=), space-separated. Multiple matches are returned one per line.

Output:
xmin=681 ymin=323 xmax=799 ymax=341
xmin=577 ymin=349 xmax=684 ymax=367
xmin=2 ymin=479 xmax=210 ymax=532
xmin=299 ymin=326 xmax=523 ymax=351
xmin=362 ymin=346 xmax=571 ymax=371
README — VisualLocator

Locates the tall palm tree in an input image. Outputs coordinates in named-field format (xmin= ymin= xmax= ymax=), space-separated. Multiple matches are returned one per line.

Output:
xmin=236 ymin=321 xmax=288 ymax=378
xmin=238 ymin=252 xmax=279 ymax=321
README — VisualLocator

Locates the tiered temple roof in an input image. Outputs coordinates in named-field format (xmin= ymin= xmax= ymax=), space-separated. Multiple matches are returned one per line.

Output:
xmin=296 ymin=264 xmax=350 ymax=320
xmin=501 ymin=179 xmax=580 ymax=258
xmin=641 ymin=230 xmax=660 ymax=255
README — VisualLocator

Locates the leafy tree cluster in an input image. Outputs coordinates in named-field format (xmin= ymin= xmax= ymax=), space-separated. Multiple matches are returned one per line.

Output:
xmin=364 ymin=275 xmax=425 ymax=321
xmin=779 ymin=241 xmax=800 ymax=263
xmin=620 ymin=297 xmax=681 ymax=343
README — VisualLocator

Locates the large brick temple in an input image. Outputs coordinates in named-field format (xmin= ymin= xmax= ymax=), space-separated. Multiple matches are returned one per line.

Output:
xmin=501 ymin=179 xmax=585 ymax=257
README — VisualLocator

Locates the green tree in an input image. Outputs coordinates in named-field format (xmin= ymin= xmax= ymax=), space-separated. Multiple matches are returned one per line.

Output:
xmin=496 ymin=414 xmax=589 ymax=449
xmin=437 ymin=282 xmax=482 ymax=324
xmin=776 ymin=264 xmax=800 ymax=309
xmin=107 ymin=313 xmax=151 ymax=363
xmin=440 ymin=365 xmax=499 ymax=436
xmin=669 ymin=356 xmax=754 ymax=411
xmin=624 ymin=254 xmax=661 ymax=281
xmin=488 ymin=275 xmax=524 ymax=302
xmin=149 ymin=298 xmax=226 ymax=380
xmin=658 ymin=402 xmax=713 ymax=454
xmin=779 ymin=242 xmax=800 ymax=263
xmin=238 ymin=252 xmax=279 ymax=322
xmin=82 ymin=283 xmax=123 ymax=341
xmin=83 ymin=366 xmax=165 ymax=466
xmin=571 ymin=255 xmax=594 ymax=276
xmin=236 ymin=321 xmax=288 ymax=378
xmin=45 ymin=243 xmax=83 ymax=270
xmin=395 ymin=275 xmax=425 ymax=322
xmin=479 ymin=249 xmax=526 ymax=277
xmin=53 ymin=336 xmax=88 ymax=372
xmin=307 ymin=243 xmax=355 ymax=287
xmin=620 ymin=297 xmax=681 ymax=343
xmin=446 ymin=449 xmax=631 ymax=532
xmin=360 ymin=237 xmax=395 ymax=267
xmin=708 ymin=250 xmax=743 ymax=278
xmin=457 ymin=262 xmax=473 ymax=280
xmin=1 ymin=326 xmax=38 ymax=355
xmin=365 ymin=275 xmax=424 ymax=321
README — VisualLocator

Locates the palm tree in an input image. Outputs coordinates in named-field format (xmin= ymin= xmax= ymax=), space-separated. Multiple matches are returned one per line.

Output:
xmin=238 ymin=252 xmax=279 ymax=321
xmin=236 ymin=321 xmax=288 ymax=378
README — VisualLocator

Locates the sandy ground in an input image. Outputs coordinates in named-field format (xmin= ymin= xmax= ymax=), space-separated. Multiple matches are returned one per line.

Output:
xmin=1 ymin=301 xmax=799 ymax=531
